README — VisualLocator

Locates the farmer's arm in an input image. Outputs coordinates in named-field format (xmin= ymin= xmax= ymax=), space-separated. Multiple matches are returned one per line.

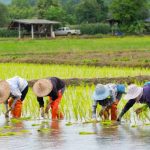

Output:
xmin=117 ymin=99 xmax=136 ymax=121
xmin=37 ymin=97 xmax=45 ymax=117
xmin=10 ymin=89 xmax=21 ymax=110
xmin=116 ymin=93 xmax=123 ymax=101
xmin=45 ymin=97 xmax=53 ymax=113
xmin=37 ymin=97 xmax=44 ymax=108
xmin=11 ymin=97 xmax=19 ymax=110
xmin=50 ymin=84 xmax=58 ymax=101
xmin=135 ymin=104 xmax=148 ymax=114
xmin=4 ymin=100 xmax=10 ymax=118
xmin=92 ymin=101 xmax=98 ymax=118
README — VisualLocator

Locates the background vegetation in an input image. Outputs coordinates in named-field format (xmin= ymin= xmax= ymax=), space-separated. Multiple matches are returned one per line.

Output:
xmin=0 ymin=0 xmax=149 ymax=34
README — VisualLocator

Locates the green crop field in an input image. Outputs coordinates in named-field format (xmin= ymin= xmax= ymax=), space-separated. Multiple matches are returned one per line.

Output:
xmin=0 ymin=36 xmax=149 ymax=53
xmin=0 ymin=63 xmax=150 ymax=80
xmin=0 ymin=36 xmax=150 ymax=67
xmin=0 ymin=63 xmax=149 ymax=122
xmin=0 ymin=36 xmax=149 ymax=122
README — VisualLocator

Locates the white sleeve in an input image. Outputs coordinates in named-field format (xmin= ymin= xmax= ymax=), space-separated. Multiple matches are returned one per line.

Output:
xmin=11 ymin=89 xmax=22 ymax=99
xmin=110 ymin=89 xmax=116 ymax=102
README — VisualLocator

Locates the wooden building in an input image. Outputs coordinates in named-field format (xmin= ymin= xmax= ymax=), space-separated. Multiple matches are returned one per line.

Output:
xmin=9 ymin=19 xmax=60 ymax=39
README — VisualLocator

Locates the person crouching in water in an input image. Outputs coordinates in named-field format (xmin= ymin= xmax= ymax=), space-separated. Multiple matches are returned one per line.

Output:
xmin=33 ymin=77 xmax=65 ymax=120
xmin=92 ymin=83 xmax=125 ymax=121
xmin=117 ymin=84 xmax=150 ymax=122
xmin=0 ymin=76 xmax=28 ymax=118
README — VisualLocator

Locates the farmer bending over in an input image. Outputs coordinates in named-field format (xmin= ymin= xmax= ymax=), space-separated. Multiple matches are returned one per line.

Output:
xmin=33 ymin=77 xmax=65 ymax=120
xmin=117 ymin=84 xmax=150 ymax=122
xmin=104 ymin=83 xmax=125 ymax=120
xmin=0 ymin=76 xmax=28 ymax=118
xmin=92 ymin=83 xmax=125 ymax=120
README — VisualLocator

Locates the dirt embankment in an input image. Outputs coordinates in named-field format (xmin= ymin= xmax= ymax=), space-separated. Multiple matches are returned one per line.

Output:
xmin=1 ymin=50 xmax=150 ymax=67
xmin=28 ymin=75 xmax=150 ymax=87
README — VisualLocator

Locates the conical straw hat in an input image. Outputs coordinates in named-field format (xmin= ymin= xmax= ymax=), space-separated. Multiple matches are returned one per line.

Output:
xmin=0 ymin=80 xmax=10 ymax=102
xmin=33 ymin=79 xmax=53 ymax=97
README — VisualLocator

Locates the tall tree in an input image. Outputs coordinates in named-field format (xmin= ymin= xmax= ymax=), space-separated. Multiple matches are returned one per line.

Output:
xmin=0 ymin=3 xmax=8 ymax=27
xmin=8 ymin=0 xmax=35 ymax=19
xmin=62 ymin=0 xmax=78 ymax=24
xmin=75 ymin=0 xmax=107 ymax=23
xmin=36 ymin=0 xmax=59 ymax=18
xmin=110 ymin=0 xmax=149 ymax=25
xmin=11 ymin=0 xmax=30 ymax=8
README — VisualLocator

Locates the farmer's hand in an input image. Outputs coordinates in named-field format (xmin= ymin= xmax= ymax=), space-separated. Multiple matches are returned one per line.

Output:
xmin=91 ymin=113 xmax=98 ymax=122
xmin=5 ymin=112 xmax=9 ymax=118
xmin=135 ymin=108 xmax=142 ymax=115
xmin=99 ymin=110 xmax=104 ymax=118
xmin=40 ymin=107 xmax=45 ymax=118
xmin=5 ymin=108 xmax=11 ymax=118
xmin=116 ymin=117 xmax=121 ymax=122
xmin=45 ymin=107 xmax=49 ymax=114
xmin=92 ymin=113 xmax=96 ymax=119
xmin=45 ymin=99 xmax=53 ymax=114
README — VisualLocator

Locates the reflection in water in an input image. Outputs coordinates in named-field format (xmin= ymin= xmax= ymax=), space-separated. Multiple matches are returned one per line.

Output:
xmin=0 ymin=117 xmax=149 ymax=150
xmin=93 ymin=122 xmax=150 ymax=150
xmin=35 ymin=120 xmax=64 ymax=150
xmin=0 ymin=117 xmax=25 ymax=131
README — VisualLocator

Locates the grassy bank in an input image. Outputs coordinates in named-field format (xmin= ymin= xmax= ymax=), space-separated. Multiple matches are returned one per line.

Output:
xmin=0 ymin=36 xmax=150 ymax=67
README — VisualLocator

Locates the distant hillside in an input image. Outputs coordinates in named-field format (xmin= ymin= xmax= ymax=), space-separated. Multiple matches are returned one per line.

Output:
xmin=0 ymin=0 xmax=11 ymax=4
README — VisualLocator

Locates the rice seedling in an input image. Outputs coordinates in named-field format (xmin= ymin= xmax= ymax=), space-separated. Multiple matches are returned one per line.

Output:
xmin=3 ymin=126 xmax=13 ymax=129
xmin=0 ymin=84 xmax=148 ymax=124
xmin=0 ymin=132 xmax=18 ymax=136
xmin=32 ymin=124 xmax=41 ymax=126
xmin=0 ymin=63 xmax=150 ymax=80
xmin=20 ymin=130 xmax=30 ymax=133
xmin=79 ymin=131 xmax=96 ymax=135
xmin=65 ymin=122 xmax=73 ymax=126
xmin=37 ymin=128 xmax=51 ymax=133
xmin=0 ymin=63 xmax=149 ymax=124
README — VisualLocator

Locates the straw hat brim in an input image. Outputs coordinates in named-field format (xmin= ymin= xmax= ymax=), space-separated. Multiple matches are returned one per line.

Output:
xmin=33 ymin=79 xmax=53 ymax=97
xmin=92 ymin=87 xmax=110 ymax=101
xmin=0 ymin=80 xmax=10 ymax=102
xmin=124 ymin=87 xmax=143 ymax=100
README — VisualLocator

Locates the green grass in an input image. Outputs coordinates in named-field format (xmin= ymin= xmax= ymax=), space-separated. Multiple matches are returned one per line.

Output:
xmin=0 ymin=36 xmax=149 ymax=53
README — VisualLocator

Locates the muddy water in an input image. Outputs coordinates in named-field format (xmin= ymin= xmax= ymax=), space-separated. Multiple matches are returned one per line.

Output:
xmin=0 ymin=116 xmax=149 ymax=150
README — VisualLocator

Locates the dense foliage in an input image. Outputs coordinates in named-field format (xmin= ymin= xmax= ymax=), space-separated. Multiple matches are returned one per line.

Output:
xmin=0 ymin=0 xmax=149 ymax=34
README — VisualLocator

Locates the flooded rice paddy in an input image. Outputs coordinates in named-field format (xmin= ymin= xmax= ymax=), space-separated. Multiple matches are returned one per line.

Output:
xmin=0 ymin=116 xmax=149 ymax=150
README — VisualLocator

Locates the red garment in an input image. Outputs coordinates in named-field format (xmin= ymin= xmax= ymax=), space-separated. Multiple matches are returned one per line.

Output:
xmin=8 ymin=99 xmax=22 ymax=118
xmin=48 ymin=91 xmax=64 ymax=120
xmin=110 ymin=100 xmax=119 ymax=120
xmin=101 ymin=100 xmax=119 ymax=120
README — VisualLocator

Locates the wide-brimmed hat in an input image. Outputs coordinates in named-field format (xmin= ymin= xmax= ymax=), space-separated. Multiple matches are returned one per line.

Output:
xmin=124 ymin=84 xmax=143 ymax=100
xmin=144 ymin=81 xmax=150 ymax=86
xmin=117 ymin=84 xmax=126 ymax=93
xmin=33 ymin=79 xmax=53 ymax=97
xmin=0 ymin=80 xmax=10 ymax=102
xmin=92 ymin=84 xmax=110 ymax=100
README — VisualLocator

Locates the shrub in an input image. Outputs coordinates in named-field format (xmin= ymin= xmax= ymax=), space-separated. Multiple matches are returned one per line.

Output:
xmin=0 ymin=28 xmax=18 ymax=37
xmin=72 ymin=23 xmax=111 ymax=35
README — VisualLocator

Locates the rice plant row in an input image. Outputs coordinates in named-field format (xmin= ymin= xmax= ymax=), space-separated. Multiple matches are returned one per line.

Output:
xmin=0 ymin=63 xmax=150 ymax=80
